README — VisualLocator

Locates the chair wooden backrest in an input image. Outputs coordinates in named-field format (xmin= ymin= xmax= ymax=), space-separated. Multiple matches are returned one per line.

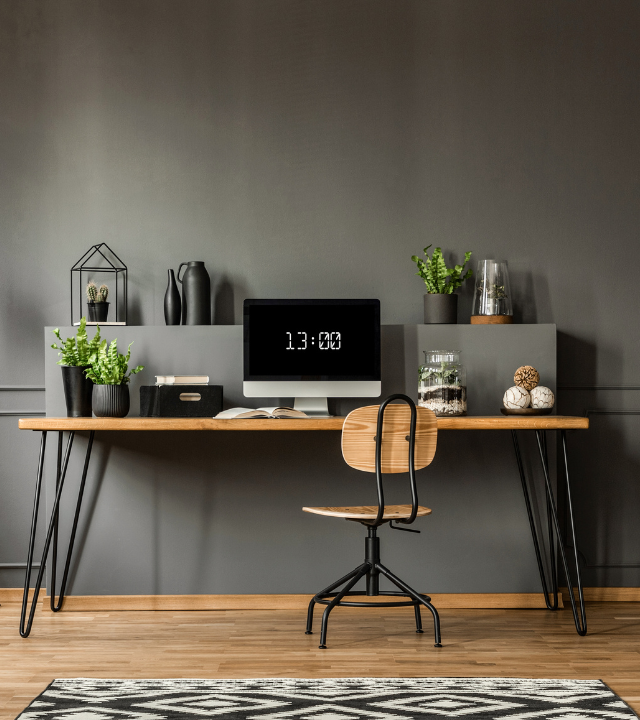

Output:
xmin=342 ymin=403 xmax=438 ymax=473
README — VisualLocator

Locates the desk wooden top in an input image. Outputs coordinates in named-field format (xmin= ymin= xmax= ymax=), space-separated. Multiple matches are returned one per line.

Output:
xmin=18 ymin=415 xmax=589 ymax=431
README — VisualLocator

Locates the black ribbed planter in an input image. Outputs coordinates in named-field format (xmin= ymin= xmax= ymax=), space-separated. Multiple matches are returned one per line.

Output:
xmin=92 ymin=384 xmax=130 ymax=418
xmin=61 ymin=365 xmax=93 ymax=417
xmin=423 ymin=293 xmax=458 ymax=324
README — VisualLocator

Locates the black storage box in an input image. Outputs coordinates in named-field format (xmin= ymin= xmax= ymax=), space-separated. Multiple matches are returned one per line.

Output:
xmin=140 ymin=385 xmax=223 ymax=418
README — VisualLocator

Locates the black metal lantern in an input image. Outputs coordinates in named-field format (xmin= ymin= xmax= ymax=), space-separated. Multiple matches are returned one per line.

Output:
xmin=71 ymin=244 xmax=127 ymax=326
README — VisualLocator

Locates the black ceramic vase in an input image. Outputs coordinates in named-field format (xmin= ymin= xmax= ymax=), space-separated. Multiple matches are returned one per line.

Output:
xmin=87 ymin=302 xmax=109 ymax=322
xmin=92 ymin=384 xmax=130 ymax=418
xmin=164 ymin=269 xmax=181 ymax=325
xmin=177 ymin=261 xmax=211 ymax=325
xmin=61 ymin=366 xmax=93 ymax=417
xmin=423 ymin=294 xmax=458 ymax=324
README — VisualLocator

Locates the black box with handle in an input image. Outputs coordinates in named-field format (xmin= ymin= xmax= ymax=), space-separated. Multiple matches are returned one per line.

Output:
xmin=140 ymin=385 xmax=223 ymax=418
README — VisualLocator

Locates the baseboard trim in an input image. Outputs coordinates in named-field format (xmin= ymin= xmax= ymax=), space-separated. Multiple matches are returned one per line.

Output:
xmin=0 ymin=588 xmax=45 ymax=602
xmin=36 ymin=592 xmax=564 ymax=612
xmin=561 ymin=587 xmax=640 ymax=602
xmin=8 ymin=588 xmax=639 ymax=609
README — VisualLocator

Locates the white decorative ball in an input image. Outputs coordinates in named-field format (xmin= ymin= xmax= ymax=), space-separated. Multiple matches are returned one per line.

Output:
xmin=530 ymin=386 xmax=554 ymax=409
xmin=503 ymin=386 xmax=531 ymax=409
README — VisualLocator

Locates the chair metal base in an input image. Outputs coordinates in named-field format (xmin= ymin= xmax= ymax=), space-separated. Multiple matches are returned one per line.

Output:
xmin=305 ymin=526 xmax=442 ymax=649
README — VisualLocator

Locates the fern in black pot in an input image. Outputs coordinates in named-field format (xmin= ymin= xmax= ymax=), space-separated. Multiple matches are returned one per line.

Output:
xmin=85 ymin=339 xmax=144 ymax=418
xmin=51 ymin=318 xmax=101 ymax=417
xmin=411 ymin=246 xmax=473 ymax=324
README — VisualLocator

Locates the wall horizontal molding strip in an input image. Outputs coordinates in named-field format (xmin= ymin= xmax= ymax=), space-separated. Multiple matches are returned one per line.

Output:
xmin=561 ymin=587 xmax=640 ymax=603
xmin=559 ymin=386 xmax=640 ymax=390
xmin=587 ymin=410 xmax=640 ymax=417
xmin=37 ymin=593 xmax=563 ymax=612
xmin=0 ymin=385 xmax=45 ymax=391
xmin=0 ymin=411 xmax=46 ymax=417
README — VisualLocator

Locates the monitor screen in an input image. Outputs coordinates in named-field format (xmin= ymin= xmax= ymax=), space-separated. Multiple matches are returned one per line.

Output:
xmin=244 ymin=299 xmax=380 ymax=381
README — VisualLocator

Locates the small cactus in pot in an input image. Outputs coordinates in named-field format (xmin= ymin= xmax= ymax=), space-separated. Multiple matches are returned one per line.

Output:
xmin=86 ymin=280 xmax=110 ymax=322
xmin=86 ymin=281 xmax=98 ymax=303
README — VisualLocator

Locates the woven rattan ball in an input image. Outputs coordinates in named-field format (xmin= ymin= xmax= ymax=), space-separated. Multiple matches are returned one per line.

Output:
xmin=514 ymin=365 xmax=539 ymax=391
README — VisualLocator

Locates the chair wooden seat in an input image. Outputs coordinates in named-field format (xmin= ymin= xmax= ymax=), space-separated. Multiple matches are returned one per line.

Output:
xmin=302 ymin=504 xmax=432 ymax=520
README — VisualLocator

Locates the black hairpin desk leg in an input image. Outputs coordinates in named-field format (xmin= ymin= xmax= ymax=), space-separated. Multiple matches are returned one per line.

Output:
xmin=511 ymin=428 xmax=587 ymax=635
xmin=19 ymin=430 xmax=95 ymax=638
xmin=535 ymin=429 xmax=587 ymax=636
xmin=511 ymin=430 xmax=558 ymax=610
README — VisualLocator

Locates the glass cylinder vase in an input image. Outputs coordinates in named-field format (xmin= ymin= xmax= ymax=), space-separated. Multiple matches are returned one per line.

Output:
xmin=418 ymin=350 xmax=467 ymax=416
xmin=471 ymin=260 xmax=513 ymax=319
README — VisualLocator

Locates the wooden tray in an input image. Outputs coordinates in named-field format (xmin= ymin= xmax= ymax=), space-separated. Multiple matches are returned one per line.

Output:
xmin=501 ymin=407 xmax=553 ymax=416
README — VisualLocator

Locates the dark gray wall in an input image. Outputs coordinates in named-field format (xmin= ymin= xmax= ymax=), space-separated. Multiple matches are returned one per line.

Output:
xmin=2 ymin=1 xmax=639 ymax=588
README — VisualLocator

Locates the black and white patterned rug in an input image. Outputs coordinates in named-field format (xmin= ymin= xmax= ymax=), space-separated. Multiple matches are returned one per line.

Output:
xmin=16 ymin=678 xmax=639 ymax=720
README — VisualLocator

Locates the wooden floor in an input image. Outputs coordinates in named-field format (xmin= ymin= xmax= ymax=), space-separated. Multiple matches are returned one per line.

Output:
xmin=1 ymin=602 xmax=639 ymax=719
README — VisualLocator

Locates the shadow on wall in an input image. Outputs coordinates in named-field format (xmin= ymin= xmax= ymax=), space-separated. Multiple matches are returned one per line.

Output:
xmin=557 ymin=331 xmax=598 ymax=387
xmin=510 ymin=269 xmax=551 ymax=324
xmin=212 ymin=273 xmax=250 ymax=325
xmin=65 ymin=436 xmax=111 ymax=595
xmin=128 ymin=294 xmax=143 ymax=326
xmin=556 ymin=332 xmax=640 ymax=587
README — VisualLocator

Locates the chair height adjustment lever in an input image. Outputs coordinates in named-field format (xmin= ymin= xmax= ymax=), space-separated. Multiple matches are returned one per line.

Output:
xmin=389 ymin=521 xmax=420 ymax=533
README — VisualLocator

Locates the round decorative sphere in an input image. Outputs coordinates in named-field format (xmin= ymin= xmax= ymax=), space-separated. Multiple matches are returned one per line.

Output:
xmin=503 ymin=386 xmax=531 ymax=409
xmin=530 ymin=386 xmax=554 ymax=409
xmin=514 ymin=365 xmax=540 ymax=390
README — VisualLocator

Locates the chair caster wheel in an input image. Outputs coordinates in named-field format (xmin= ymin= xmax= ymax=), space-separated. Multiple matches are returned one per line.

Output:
xmin=434 ymin=643 xmax=442 ymax=647
xmin=319 ymin=645 xmax=327 ymax=649
xmin=416 ymin=630 xmax=424 ymax=634
xmin=305 ymin=631 xmax=313 ymax=635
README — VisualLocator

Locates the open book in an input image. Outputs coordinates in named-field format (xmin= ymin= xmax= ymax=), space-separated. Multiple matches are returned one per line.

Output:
xmin=215 ymin=406 xmax=309 ymax=419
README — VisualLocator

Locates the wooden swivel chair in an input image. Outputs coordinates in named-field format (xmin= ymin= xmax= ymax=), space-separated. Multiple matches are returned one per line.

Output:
xmin=303 ymin=394 xmax=441 ymax=649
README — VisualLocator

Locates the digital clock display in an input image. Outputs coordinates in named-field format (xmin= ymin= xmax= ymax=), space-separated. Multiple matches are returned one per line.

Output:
xmin=285 ymin=331 xmax=342 ymax=351
xmin=244 ymin=300 xmax=380 ymax=380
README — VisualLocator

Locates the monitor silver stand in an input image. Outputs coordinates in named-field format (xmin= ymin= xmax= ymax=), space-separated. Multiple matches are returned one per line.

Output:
xmin=294 ymin=397 xmax=331 ymax=417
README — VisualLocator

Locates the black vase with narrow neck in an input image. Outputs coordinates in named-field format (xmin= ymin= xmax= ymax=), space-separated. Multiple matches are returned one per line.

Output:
xmin=164 ymin=269 xmax=181 ymax=325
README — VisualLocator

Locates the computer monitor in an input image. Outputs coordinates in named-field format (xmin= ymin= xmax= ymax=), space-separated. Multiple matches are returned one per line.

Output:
xmin=243 ymin=299 xmax=381 ymax=416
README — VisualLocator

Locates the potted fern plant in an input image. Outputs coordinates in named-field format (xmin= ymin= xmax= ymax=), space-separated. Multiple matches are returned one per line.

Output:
xmin=85 ymin=339 xmax=144 ymax=417
xmin=411 ymin=246 xmax=473 ymax=323
xmin=51 ymin=318 xmax=101 ymax=417
xmin=86 ymin=281 xmax=110 ymax=323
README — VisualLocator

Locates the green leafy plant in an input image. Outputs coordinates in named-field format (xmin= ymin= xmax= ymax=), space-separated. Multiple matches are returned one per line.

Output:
xmin=411 ymin=246 xmax=473 ymax=294
xmin=419 ymin=361 xmax=461 ymax=386
xmin=84 ymin=338 xmax=144 ymax=385
xmin=86 ymin=281 xmax=109 ymax=302
xmin=478 ymin=281 xmax=508 ymax=299
xmin=51 ymin=317 xmax=102 ymax=367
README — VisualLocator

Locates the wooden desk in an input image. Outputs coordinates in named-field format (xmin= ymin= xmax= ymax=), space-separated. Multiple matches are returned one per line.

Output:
xmin=17 ymin=414 xmax=589 ymax=639
xmin=18 ymin=415 xmax=589 ymax=431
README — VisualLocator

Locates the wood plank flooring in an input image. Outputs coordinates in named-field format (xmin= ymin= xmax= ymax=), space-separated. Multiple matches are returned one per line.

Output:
xmin=1 ymin=602 xmax=639 ymax=720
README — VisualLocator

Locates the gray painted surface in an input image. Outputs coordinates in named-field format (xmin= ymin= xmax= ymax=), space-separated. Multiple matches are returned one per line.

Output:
xmin=1 ymin=1 xmax=639 ymax=588
xmin=41 ymin=324 xmax=555 ymax=595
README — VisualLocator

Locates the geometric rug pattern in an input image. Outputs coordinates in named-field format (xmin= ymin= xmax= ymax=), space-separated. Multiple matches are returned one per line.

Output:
xmin=15 ymin=678 xmax=639 ymax=720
